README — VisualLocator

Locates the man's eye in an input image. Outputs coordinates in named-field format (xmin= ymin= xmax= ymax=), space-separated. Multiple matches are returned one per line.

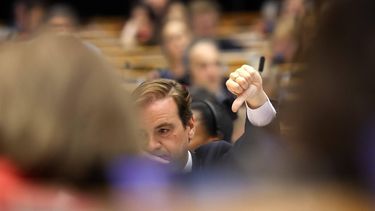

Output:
xmin=158 ymin=128 xmax=170 ymax=134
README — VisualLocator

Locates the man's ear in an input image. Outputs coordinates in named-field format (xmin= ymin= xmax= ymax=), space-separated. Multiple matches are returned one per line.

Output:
xmin=187 ymin=116 xmax=195 ymax=141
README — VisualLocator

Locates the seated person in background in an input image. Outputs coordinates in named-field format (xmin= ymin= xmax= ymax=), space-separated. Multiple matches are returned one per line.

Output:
xmin=120 ymin=3 xmax=157 ymax=49
xmin=189 ymin=87 xmax=234 ymax=150
xmin=0 ymin=34 xmax=140 ymax=209
xmin=5 ymin=1 xmax=46 ymax=41
xmin=148 ymin=19 xmax=192 ymax=84
xmin=185 ymin=39 xmax=236 ymax=120
xmin=44 ymin=4 xmax=78 ymax=34
xmin=164 ymin=1 xmax=189 ymax=23
xmin=271 ymin=0 xmax=306 ymax=64
xmin=42 ymin=4 xmax=101 ymax=53
xmin=143 ymin=0 xmax=188 ymax=26
xmin=132 ymin=63 xmax=276 ymax=173
xmin=144 ymin=0 xmax=170 ymax=18
xmin=188 ymin=0 xmax=242 ymax=50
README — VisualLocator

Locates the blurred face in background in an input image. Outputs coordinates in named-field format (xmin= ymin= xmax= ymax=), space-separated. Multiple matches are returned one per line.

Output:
xmin=189 ymin=42 xmax=222 ymax=95
xmin=29 ymin=5 xmax=45 ymax=32
xmin=192 ymin=10 xmax=219 ymax=38
xmin=132 ymin=6 xmax=155 ymax=44
xmin=48 ymin=15 xmax=76 ymax=34
xmin=14 ymin=2 xmax=28 ymax=31
xmin=162 ymin=20 xmax=191 ymax=63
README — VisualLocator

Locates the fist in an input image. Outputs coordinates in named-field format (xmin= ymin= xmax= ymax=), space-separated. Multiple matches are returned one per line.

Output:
xmin=226 ymin=65 xmax=267 ymax=112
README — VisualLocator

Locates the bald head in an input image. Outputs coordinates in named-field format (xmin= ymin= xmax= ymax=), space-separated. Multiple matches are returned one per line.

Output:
xmin=188 ymin=40 xmax=222 ymax=94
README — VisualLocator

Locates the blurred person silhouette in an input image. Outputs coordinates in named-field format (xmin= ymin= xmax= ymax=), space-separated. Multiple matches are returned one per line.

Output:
xmin=164 ymin=1 xmax=189 ymax=22
xmin=41 ymin=4 xmax=101 ymax=54
xmin=144 ymin=0 xmax=170 ymax=18
xmin=185 ymin=39 xmax=237 ymax=121
xmin=5 ymin=1 xmax=46 ymax=41
xmin=148 ymin=19 xmax=192 ymax=84
xmin=271 ymin=0 xmax=308 ymax=64
xmin=44 ymin=4 xmax=79 ymax=34
xmin=188 ymin=0 xmax=242 ymax=50
xmin=0 ymin=34 xmax=141 ymax=209
xmin=253 ymin=0 xmax=281 ymax=37
xmin=120 ymin=3 xmax=157 ymax=49
xmin=189 ymin=87 xmax=234 ymax=150
xmin=285 ymin=0 xmax=375 ymax=196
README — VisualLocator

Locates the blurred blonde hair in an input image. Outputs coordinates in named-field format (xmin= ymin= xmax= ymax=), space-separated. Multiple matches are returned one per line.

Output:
xmin=0 ymin=34 xmax=140 ymax=187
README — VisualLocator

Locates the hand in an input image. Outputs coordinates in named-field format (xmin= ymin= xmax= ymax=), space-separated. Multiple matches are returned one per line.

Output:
xmin=226 ymin=65 xmax=268 ymax=112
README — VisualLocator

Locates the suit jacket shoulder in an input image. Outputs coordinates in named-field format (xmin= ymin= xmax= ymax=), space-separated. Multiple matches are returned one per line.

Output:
xmin=192 ymin=141 xmax=232 ymax=171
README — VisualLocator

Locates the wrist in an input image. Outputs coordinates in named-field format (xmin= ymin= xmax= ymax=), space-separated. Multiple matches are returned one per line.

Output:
xmin=246 ymin=90 xmax=268 ymax=109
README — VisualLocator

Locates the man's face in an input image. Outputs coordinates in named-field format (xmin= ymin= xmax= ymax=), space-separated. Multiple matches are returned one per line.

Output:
xmin=190 ymin=42 xmax=222 ymax=94
xmin=140 ymin=97 xmax=195 ymax=170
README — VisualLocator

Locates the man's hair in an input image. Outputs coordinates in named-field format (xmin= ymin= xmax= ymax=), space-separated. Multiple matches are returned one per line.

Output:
xmin=132 ymin=79 xmax=193 ymax=127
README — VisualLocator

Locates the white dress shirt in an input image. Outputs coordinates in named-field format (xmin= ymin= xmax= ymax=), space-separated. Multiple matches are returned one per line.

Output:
xmin=246 ymin=97 xmax=276 ymax=127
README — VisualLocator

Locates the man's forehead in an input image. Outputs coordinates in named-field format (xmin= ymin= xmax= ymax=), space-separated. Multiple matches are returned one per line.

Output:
xmin=140 ymin=97 xmax=182 ymax=128
xmin=141 ymin=97 xmax=179 ymax=117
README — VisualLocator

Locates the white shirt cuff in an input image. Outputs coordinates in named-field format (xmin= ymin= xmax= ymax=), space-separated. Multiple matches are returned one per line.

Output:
xmin=246 ymin=98 xmax=276 ymax=127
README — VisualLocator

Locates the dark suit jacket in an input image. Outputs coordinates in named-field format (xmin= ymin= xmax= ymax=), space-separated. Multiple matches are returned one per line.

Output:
xmin=190 ymin=112 xmax=284 ymax=177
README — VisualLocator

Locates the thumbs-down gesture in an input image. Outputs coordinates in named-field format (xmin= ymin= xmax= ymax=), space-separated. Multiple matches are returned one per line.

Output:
xmin=226 ymin=65 xmax=268 ymax=112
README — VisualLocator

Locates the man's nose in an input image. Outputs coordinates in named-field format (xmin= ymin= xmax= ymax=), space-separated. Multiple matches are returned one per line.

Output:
xmin=147 ymin=136 xmax=162 ymax=151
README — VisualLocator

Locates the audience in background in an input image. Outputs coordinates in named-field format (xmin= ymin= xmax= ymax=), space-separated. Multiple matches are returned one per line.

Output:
xmin=44 ymin=4 xmax=78 ymax=34
xmin=4 ymin=1 xmax=46 ymax=41
xmin=271 ymin=0 xmax=306 ymax=64
xmin=188 ymin=0 xmax=242 ymax=50
xmin=164 ymin=1 xmax=189 ymax=22
xmin=185 ymin=39 xmax=236 ymax=120
xmin=149 ymin=19 xmax=192 ymax=83
xmin=120 ymin=3 xmax=157 ymax=49
xmin=254 ymin=0 xmax=280 ymax=37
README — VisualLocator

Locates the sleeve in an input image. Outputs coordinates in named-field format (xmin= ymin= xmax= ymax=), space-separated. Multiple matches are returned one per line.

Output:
xmin=246 ymin=97 xmax=276 ymax=127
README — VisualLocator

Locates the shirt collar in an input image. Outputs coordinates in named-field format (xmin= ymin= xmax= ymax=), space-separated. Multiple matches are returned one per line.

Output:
xmin=183 ymin=151 xmax=193 ymax=172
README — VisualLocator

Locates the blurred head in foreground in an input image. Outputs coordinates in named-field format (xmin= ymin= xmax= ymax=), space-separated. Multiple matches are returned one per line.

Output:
xmin=285 ymin=0 xmax=375 ymax=193
xmin=0 ymin=34 xmax=140 ymax=189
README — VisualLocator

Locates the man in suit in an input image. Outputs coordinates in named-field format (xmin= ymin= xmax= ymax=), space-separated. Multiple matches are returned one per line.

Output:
xmin=132 ymin=64 xmax=276 ymax=172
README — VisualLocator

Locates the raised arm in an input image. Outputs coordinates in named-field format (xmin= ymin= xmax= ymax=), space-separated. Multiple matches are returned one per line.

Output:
xmin=225 ymin=65 xmax=276 ymax=126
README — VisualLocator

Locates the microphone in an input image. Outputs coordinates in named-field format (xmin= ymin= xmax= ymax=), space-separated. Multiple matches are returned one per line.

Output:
xmin=231 ymin=56 xmax=265 ymax=113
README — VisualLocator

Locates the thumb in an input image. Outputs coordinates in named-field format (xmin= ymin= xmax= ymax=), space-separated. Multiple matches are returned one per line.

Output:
xmin=231 ymin=85 xmax=257 ymax=113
